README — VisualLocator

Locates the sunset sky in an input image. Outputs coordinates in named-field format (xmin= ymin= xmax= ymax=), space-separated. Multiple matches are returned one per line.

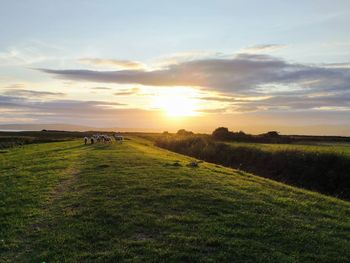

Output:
xmin=1 ymin=0 xmax=350 ymax=134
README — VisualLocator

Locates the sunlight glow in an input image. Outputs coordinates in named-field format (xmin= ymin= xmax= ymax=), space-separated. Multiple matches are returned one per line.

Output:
xmin=152 ymin=88 xmax=199 ymax=117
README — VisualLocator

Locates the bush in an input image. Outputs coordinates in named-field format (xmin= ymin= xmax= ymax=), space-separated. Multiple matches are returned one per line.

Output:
xmin=211 ymin=127 xmax=293 ymax=143
xmin=212 ymin=127 xmax=231 ymax=140
xmin=177 ymin=129 xmax=194 ymax=136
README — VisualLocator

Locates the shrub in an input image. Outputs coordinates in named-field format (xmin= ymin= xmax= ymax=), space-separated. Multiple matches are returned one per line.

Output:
xmin=177 ymin=129 xmax=194 ymax=136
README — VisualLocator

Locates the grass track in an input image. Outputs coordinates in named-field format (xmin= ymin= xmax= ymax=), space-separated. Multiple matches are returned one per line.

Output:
xmin=1 ymin=138 xmax=349 ymax=262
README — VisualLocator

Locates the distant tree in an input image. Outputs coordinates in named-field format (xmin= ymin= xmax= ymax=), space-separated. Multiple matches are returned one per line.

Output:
xmin=212 ymin=127 xmax=231 ymax=140
xmin=162 ymin=131 xmax=169 ymax=135
xmin=265 ymin=131 xmax=280 ymax=137
xmin=177 ymin=129 xmax=194 ymax=136
xmin=234 ymin=130 xmax=251 ymax=141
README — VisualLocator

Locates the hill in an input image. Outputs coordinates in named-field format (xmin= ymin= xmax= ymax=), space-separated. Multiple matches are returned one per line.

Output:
xmin=1 ymin=137 xmax=349 ymax=262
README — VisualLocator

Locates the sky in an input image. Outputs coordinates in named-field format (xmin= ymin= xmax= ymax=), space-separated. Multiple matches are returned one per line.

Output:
xmin=1 ymin=0 xmax=350 ymax=135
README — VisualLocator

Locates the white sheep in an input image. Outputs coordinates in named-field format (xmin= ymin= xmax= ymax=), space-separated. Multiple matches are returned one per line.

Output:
xmin=114 ymin=135 xmax=123 ymax=143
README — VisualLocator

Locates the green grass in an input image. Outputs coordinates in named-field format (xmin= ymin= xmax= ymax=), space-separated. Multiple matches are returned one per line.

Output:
xmin=1 ymin=138 xmax=349 ymax=262
xmin=225 ymin=141 xmax=350 ymax=156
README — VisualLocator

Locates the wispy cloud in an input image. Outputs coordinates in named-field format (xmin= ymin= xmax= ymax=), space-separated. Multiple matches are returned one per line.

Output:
xmin=199 ymin=95 xmax=272 ymax=103
xmin=0 ymin=95 xmax=125 ymax=110
xmin=196 ymin=108 xmax=228 ymax=114
xmin=239 ymin=44 xmax=287 ymax=53
xmin=114 ymin=88 xmax=140 ymax=96
xmin=90 ymin=87 xmax=112 ymax=90
xmin=321 ymin=62 xmax=350 ymax=69
xmin=199 ymin=96 xmax=235 ymax=102
xmin=153 ymin=51 xmax=227 ymax=67
xmin=0 ymin=40 xmax=66 ymax=65
xmin=233 ymin=92 xmax=350 ymax=112
xmin=0 ymin=95 xmax=162 ymax=127
xmin=78 ymin=58 xmax=145 ymax=69
xmin=3 ymin=88 xmax=66 ymax=98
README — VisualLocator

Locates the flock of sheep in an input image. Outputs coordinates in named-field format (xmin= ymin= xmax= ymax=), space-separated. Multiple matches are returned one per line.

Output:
xmin=84 ymin=134 xmax=123 ymax=144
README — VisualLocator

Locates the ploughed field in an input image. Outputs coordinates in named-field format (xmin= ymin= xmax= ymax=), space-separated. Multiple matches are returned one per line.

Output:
xmin=1 ymin=137 xmax=349 ymax=262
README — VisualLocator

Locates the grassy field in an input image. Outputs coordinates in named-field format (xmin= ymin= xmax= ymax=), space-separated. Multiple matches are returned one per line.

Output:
xmin=0 ymin=131 xmax=87 ymax=149
xmin=225 ymin=141 xmax=350 ymax=156
xmin=155 ymin=136 xmax=350 ymax=200
xmin=1 ymin=137 xmax=350 ymax=262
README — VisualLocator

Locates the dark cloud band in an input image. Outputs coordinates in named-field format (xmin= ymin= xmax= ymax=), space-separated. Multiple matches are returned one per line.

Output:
xmin=37 ymin=54 xmax=350 ymax=96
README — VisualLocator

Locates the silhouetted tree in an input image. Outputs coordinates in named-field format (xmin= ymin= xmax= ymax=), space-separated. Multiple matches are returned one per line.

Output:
xmin=212 ymin=127 xmax=231 ymax=140
xmin=264 ymin=131 xmax=280 ymax=137
xmin=177 ymin=129 xmax=194 ymax=136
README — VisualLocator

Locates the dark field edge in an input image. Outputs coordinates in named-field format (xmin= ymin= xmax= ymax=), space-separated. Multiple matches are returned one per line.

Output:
xmin=0 ymin=131 xmax=116 ymax=149
xmin=154 ymin=136 xmax=350 ymax=201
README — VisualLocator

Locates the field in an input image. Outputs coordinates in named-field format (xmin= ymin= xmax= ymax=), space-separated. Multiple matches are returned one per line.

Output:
xmin=225 ymin=141 xmax=350 ymax=156
xmin=0 ymin=131 xmax=89 ymax=150
xmin=1 ymin=137 xmax=350 ymax=262
xmin=155 ymin=135 xmax=350 ymax=200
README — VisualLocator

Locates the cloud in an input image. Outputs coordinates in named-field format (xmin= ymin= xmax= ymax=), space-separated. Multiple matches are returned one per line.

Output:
xmin=2 ymin=88 xmax=66 ymax=98
xmin=196 ymin=108 xmax=228 ymax=114
xmin=0 ymin=95 xmax=125 ymax=110
xmin=78 ymin=58 xmax=145 ymax=69
xmin=37 ymin=53 xmax=350 ymax=114
xmin=199 ymin=95 xmax=271 ymax=103
xmin=0 ymin=95 xmax=126 ymax=121
xmin=0 ymin=41 xmax=65 ymax=66
xmin=198 ymin=92 xmax=350 ymax=113
xmin=199 ymin=96 xmax=235 ymax=102
xmin=90 ymin=87 xmax=112 ymax=90
xmin=230 ymin=91 xmax=350 ymax=112
xmin=153 ymin=51 xmax=227 ymax=67
xmin=39 ymin=53 xmax=350 ymax=95
xmin=321 ymin=62 xmax=350 ymax=69
xmin=0 ymin=95 xmax=164 ymax=127
xmin=114 ymin=88 xmax=140 ymax=96
xmin=239 ymin=44 xmax=287 ymax=53
xmin=39 ymin=54 xmax=290 ymax=91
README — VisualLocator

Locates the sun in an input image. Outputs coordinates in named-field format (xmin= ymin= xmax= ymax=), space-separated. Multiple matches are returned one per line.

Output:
xmin=163 ymin=96 xmax=196 ymax=117
xmin=152 ymin=88 xmax=199 ymax=117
